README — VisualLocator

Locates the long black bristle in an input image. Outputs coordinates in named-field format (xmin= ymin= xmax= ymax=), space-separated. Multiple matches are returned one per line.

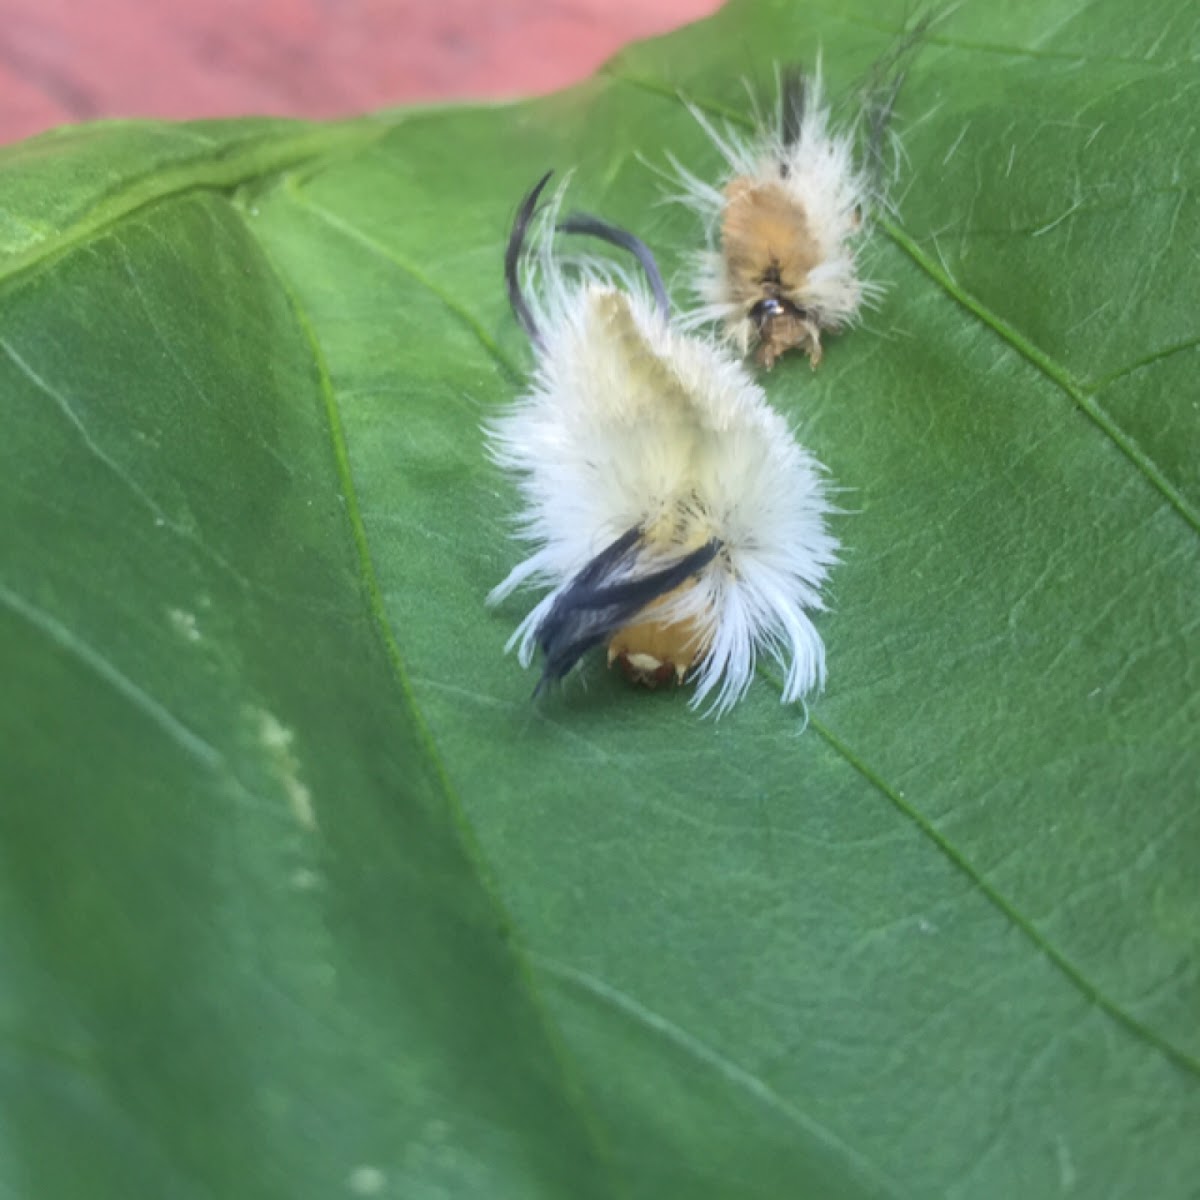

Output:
xmin=505 ymin=170 xmax=553 ymax=350
xmin=859 ymin=11 xmax=935 ymax=188
xmin=533 ymin=528 xmax=721 ymax=692
xmin=557 ymin=213 xmax=671 ymax=322
xmin=779 ymin=66 xmax=808 ymax=151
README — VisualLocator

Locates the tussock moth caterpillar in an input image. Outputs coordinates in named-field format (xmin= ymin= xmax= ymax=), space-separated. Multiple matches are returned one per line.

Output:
xmin=669 ymin=31 xmax=927 ymax=369
xmin=486 ymin=173 xmax=838 ymax=715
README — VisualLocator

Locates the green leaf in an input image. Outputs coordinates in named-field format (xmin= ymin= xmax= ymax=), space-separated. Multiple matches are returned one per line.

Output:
xmin=2 ymin=0 xmax=1197 ymax=1196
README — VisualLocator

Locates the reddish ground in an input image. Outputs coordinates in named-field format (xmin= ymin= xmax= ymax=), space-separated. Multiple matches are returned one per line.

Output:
xmin=0 ymin=0 xmax=720 ymax=145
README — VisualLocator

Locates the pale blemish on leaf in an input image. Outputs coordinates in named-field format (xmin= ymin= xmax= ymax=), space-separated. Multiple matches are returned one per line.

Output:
xmin=1056 ymin=1135 xmax=1077 ymax=1192
xmin=255 ymin=708 xmax=317 ymax=830
xmin=290 ymin=866 xmax=321 ymax=891
xmin=167 ymin=607 xmax=201 ymax=643
xmin=347 ymin=1165 xmax=386 ymax=1195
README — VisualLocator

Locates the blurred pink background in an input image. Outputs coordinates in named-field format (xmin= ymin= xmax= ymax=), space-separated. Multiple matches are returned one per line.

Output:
xmin=0 ymin=0 xmax=720 ymax=144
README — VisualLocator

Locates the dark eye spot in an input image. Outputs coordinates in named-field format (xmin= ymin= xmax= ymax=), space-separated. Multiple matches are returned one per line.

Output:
xmin=749 ymin=295 xmax=809 ymax=331
xmin=750 ymin=297 xmax=786 ymax=326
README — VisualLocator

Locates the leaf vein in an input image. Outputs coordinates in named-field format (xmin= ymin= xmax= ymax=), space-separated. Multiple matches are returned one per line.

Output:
xmin=245 ymin=228 xmax=625 ymax=1193
xmin=530 ymin=952 xmax=902 ymax=1199
xmin=878 ymin=219 xmax=1200 ymax=535
xmin=808 ymin=715 xmax=1200 ymax=1081
xmin=1091 ymin=332 xmax=1200 ymax=391
xmin=1 ymin=334 xmax=177 ymax=527
xmin=0 ymin=583 xmax=223 ymax=770
xmin=0 ymin=332 xmax=253 ymax=588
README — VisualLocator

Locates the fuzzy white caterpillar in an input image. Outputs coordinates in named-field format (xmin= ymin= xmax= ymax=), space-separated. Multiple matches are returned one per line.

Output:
xmin=669 ymin=61 xmax=904 ymax=369
xmin=487 ymin=174 xmax=838 ymax=716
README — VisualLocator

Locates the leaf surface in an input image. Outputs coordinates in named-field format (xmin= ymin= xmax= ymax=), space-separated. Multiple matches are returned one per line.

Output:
xmin=2 ymin=1 xmax=1197 ymax=1196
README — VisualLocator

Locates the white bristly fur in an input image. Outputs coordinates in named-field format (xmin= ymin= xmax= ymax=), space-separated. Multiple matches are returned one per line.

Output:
xmin=487 ymin=205 xmax=839 ymax=715
xmin=668 ymin=66 xmax=878 ymax=353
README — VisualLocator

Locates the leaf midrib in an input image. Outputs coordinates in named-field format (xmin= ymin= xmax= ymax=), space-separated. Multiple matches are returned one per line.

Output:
xmin=245 ymin=216 xmax=626 ymax=1196
xmin=0 ymin=121 xmax=392 ymax=295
